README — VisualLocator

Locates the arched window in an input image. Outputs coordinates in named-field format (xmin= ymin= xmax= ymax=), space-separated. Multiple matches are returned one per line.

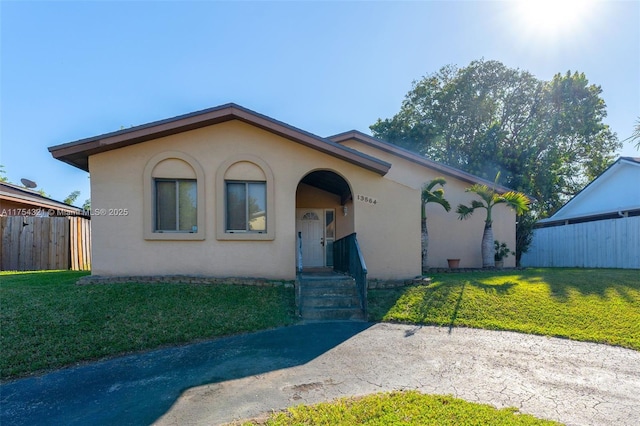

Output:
xmin=143 ymin=151 xmax=205 ymax=240
xmin=302 ymin=212 xmax=320 ymax=220
xmin=216 ymin=155 xmax=275 ymax=241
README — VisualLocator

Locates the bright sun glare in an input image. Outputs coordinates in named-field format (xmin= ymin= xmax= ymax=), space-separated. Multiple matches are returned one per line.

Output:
xmin=512 ymin=0 xmax=597 ymax=41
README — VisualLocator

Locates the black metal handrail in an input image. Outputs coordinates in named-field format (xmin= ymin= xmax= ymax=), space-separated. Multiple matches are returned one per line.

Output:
xmin=333 ymin=232 xmax=367 ymax=313
xmin=297 ymin=231 xmax=303 ymax=273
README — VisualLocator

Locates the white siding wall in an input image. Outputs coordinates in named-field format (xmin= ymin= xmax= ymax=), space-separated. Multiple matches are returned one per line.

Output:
xmin=521 ymin=216 xmax=640 ymax=269
xmin=550 ymin=163 xmax=640 ymax=220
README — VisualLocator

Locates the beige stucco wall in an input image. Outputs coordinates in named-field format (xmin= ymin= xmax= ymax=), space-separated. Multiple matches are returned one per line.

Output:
xmin=352 ymin=175 xmax=421 ymax=276
xmin=89 ymin=120 xmax=420 ymax=280
xmin=340 ymin=139 xmax=518 ymax=268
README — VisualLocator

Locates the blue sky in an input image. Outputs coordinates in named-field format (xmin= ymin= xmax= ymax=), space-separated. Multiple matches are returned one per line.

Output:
xmin=1 ymin=0 xmax=638 ymax=205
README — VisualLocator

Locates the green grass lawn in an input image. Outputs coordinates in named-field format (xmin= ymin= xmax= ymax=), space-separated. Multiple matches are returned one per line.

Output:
xmin=241 ymin=391 xmax=559 ymax=425
xmin=2 ymin=268 xmax=638 ymax=382
xmin=1 ymin=269 xmax=636 ymax=426
xmin=0 ymin=270 xmax=297 ymax=381
xmin=369 ymin=268 xmax=640 ymax=350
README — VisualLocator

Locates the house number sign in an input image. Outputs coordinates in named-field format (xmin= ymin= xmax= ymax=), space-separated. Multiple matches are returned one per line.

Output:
xmin=356 ymin=194 xmax=378 ymax=205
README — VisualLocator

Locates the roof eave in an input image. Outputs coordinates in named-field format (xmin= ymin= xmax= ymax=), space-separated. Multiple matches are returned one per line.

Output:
xmin=538 ymin=208 xmax=640 ymax=226
xmin=0 ymin=190 xmax=82 ymax=213
xmin=547 ymin=156 xmax=640 ymax=220
xmin=49 ymin=104 xmax=390 ymax=176
xmin=330 ymin=130 xmax=522 ymax=195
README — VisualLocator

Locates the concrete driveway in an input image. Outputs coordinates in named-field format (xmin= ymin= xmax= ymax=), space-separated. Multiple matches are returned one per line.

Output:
xmin=2 ymin=322 xmax=639 ymax=426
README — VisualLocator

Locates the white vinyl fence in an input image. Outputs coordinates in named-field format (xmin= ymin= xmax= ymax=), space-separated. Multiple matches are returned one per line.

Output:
xmin=521 ymin=216 xmax=640 ymax=269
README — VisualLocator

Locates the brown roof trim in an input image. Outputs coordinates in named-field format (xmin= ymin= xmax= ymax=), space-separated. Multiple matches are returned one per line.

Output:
xmin=329 ymin=130 xmax=516 ymax=193
xmin=49 ymin=103 xmax=391 ymax=175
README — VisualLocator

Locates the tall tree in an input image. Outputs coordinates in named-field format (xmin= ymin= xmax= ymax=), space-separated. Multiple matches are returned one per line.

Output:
xmin=371 ymin=59 xmax=621 ymax=218
xmin=421 ymin=177 xmax=451 ymax=272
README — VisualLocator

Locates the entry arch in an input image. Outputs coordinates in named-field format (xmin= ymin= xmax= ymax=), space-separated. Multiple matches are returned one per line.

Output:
xmin=295 ymin=169 xmax=354 ymax=270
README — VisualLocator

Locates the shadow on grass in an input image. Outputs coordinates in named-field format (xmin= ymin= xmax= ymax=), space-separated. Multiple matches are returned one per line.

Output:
xmin=446 ymin=280 xmax=513 ymax=332
xmin=514 ymin=269 xmax=639 ymax=303
xmin=400 ymin=281 xmax=463 ymax=337
xmin=0 ymin=270 xmax=89 ymax=286
xmin=448 ymin=281 xmax=465 ymax=333
xmin=468 ymin=280 xmax=517 ymax=294
xmin=370 ymin=270 xmax=639 ymax=332
xmin=369 ymin=280 xmax=463 ymax=332
xmin=371 ymin=279 xmax=515 ymax=332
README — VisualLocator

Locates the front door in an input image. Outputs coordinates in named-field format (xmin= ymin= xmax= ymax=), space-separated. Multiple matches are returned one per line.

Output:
xmin=296 ymin=209 xmax=324 ymax=268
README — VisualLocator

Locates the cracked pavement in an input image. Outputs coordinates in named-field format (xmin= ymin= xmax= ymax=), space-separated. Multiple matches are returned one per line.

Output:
xmin=156 ymin=323 xmax=639 ymax=426
xmin=2 ymin=322 xmax=638 ymax=425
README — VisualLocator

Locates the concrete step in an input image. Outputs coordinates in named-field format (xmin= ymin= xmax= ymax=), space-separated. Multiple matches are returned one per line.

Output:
xmin=299 ymin=272 xmax=351 ymax=280
xmin=299 ymin=278 xmax=356 ymax=288
xmin=297 ymin=275 xmax=364 ymax=321
xmin=300 ymin=307 xmax=365 ymax=321
xmin=300 ymin=286 xmax=358 ymax=298
xmin=301 ymin=295 xmax=360 ymax=308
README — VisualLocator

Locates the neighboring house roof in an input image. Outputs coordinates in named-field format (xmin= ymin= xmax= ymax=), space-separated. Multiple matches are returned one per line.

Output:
xmin=0 ymin=182 xmax=83 ymax=215
xmin=538 ymin=157 xmax=640 ymax=225
xmin=329 ymin=130 xmax=515 ymax=193
xmin=48 ymin=103 xmax=391 ymax=176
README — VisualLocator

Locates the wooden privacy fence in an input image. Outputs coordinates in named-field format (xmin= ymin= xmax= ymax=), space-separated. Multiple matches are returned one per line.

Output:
xmin=0 ymin=216 xmax=91 ymax=271
xmin=521 ymin=216 xmax=640 ymax=269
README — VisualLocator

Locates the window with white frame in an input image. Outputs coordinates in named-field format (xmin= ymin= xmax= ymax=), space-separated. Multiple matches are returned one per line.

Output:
xmin=225 ymin=181 xmax=266 ymax=232
xmin=155 ymin=179 xmax=197 ymax=232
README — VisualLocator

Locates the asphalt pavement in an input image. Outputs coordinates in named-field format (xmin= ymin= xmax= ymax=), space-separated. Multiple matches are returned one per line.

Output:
xmin=2 ymin=322 xmax=639 ymax=426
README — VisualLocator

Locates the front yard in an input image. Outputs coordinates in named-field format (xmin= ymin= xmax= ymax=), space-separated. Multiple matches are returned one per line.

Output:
xmin=0 ymin=271 xmax=297 ymax=381
xmin=369 ymin=268 xmax=640 ymax=350
xmin=1 ymin=268 xmax=638 ymax=381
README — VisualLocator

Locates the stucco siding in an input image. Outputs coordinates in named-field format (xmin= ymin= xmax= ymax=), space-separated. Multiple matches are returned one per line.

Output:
xmin=352 ymin=176 xmax=421 ymax=278
xmin=340 ymin=138 xmax=518 ymax=268
xmin=89 ymin=120 xmax=420 ymax=280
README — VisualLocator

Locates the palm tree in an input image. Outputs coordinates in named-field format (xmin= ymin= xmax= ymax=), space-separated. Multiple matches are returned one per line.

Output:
xmin=421 ymin=177 xmax=451 ymax=272
xmin=456 ymin=174 xmax=529 ymax=268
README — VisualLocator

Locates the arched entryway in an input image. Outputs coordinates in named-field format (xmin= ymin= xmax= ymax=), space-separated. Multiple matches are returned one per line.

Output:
xmin=295 ymin=170 xmax=354 ymax=271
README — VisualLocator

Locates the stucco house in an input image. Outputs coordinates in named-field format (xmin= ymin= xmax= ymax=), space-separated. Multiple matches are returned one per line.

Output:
xmin=48 ymin=103 xmax=518 ymax=282
xmin=522 ymin=157 xmax=640 ymax=269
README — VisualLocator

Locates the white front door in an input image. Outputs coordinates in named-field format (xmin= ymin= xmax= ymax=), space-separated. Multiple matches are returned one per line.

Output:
xmin=296 ymin=209 xmax=324 ymax=267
